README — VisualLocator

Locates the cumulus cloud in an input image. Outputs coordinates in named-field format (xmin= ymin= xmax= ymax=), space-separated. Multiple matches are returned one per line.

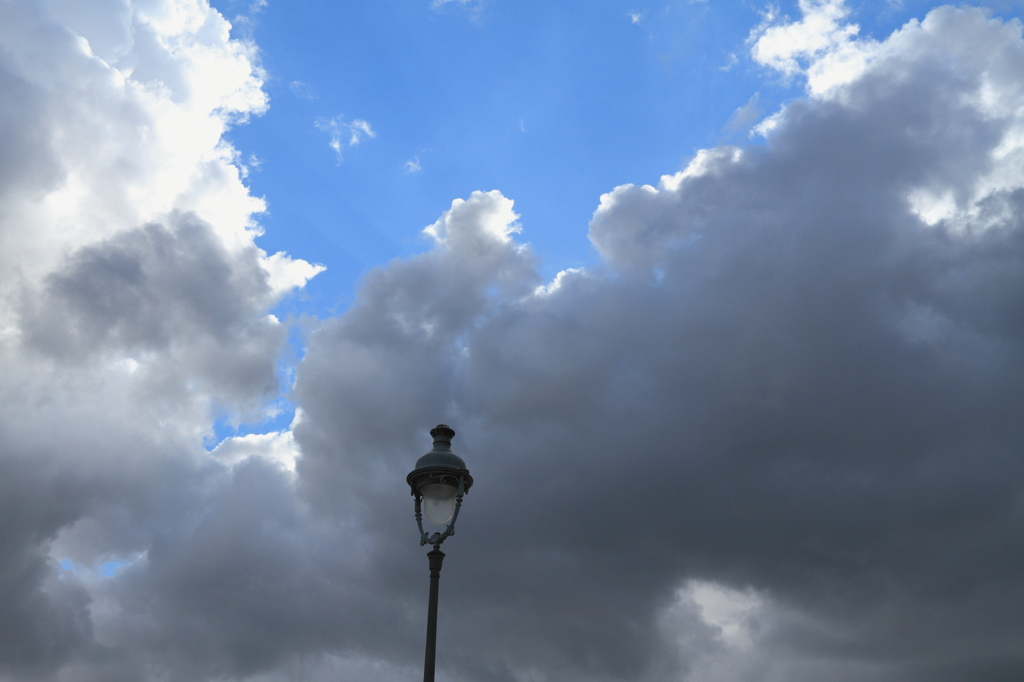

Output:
xmin=0 ymin=1 xmax=319 ymax=678
xmin=5 ymin=2 xmax=1024 ymax=682
xmin=210 ymin=428 xmax=301 ymax=471
xmin=18 ymin=213 xmax=300 ymax=411
xmin=749 ymin=0 xmax=878 ymax=95
xmin=292 ymin=6 xmax=1024 ymax=681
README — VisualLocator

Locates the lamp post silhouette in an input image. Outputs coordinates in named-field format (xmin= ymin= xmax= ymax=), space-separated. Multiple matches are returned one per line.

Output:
xmin=407 ymin=424 xmax=473 ymax=682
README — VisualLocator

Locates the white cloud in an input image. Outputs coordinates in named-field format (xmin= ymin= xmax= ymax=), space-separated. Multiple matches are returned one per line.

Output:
xmin=749 ymin=0 xmax=877 ymax=95
xmin=404 ymin=156 xmax=422 ymax=174
xmin=684 ymin=580 xmax=763 ymax=649
xmin=431 ymin=0 xmax=477 ymax=9
xmin=348 ymin=118 xmax=376 ymax=145
xmin=289 ymin=80 xmax=318 ymax=100
xmin=261 ymin=251 xmax=326 ymax=298
xmin=751 ymin=105 xmax=786 ymax=137
xmin=532 ymin=267 xmax=586 ymax=298
xmin=315 ymin=115 xmax=377 ymax=163
xmin=0 ymin=0 xmax=273 ymax=288
xmin=423 ymin=190 xmax=523 ymax=247
xmin=210 ymin=429 xmax=301 ymax=471
xmin=750 ymin=0 xmax=857 ymax=73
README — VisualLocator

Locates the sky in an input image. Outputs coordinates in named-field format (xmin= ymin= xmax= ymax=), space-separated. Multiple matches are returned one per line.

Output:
xmin=2 ymin=0 xmax=1024 ymax=681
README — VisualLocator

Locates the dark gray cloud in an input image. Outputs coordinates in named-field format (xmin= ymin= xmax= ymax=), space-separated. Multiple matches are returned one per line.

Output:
xmin=291 ymin=6 xmax=1024 ymax=681
xmin=21 ymin=212 xmax=285 ymax=406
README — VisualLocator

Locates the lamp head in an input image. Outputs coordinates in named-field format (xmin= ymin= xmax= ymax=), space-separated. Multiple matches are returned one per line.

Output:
xmin=408 ymin=425 xmax=473 ymax=541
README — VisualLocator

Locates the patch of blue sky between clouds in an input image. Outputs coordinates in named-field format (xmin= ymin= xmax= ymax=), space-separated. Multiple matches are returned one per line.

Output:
xmin=207 ymin=322 xmax=307 ymax=449
xmin=58 ymin=556 xmax=144 ymax=580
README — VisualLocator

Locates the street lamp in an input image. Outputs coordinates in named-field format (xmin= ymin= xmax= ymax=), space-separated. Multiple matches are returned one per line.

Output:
xmin=407 ymin=424 xmax=473 ymax=682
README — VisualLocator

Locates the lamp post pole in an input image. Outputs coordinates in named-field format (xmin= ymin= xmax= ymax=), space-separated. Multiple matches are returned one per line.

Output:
xmin=407 ymin=425 xmax=473 ymax=682
xmin=423 ymin=546 xmax=444 ymax=682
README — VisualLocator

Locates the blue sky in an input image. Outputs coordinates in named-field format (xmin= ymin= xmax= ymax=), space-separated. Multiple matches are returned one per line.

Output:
xmin=215 ymin=0 xmax=993 ymax=315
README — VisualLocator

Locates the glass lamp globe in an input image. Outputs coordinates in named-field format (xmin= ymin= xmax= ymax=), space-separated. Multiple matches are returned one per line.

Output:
xmin=421 ymin=482 xmax=458 ymax=525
